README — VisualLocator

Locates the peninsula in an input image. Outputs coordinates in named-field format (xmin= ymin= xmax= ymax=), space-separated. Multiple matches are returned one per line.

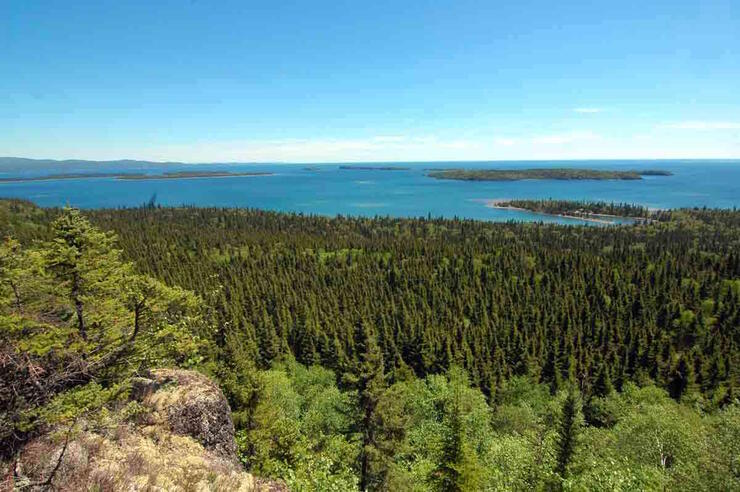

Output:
xmin=427 ymin=168 xmax=672 ymax=181
xmin=487 ymin=199 xmax=663 ymax=224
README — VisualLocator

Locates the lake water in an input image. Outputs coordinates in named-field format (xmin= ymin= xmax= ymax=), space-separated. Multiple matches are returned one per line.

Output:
xmin=1 ymin=160 xmax=739 ymax=224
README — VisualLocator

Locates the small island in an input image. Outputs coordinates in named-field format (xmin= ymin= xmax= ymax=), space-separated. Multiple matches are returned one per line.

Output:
xmin=636 ymin=169 xmax=673 ymax=176
xmin=0 ymin=170 xmax=273 ymax=183
xmin=339 ymin=165 xmax=410 ymax=171
xmin=487 ymin=199 xmax=663 ymax=224
xmin=427 ymin=168 xmax=672 ymax=181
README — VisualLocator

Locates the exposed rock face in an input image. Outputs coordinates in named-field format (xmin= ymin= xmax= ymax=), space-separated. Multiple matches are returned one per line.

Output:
xmin=4 ymin=369 xmax=286 ymax=492
xmin=133 ymin=368 xmax=239 ymax=463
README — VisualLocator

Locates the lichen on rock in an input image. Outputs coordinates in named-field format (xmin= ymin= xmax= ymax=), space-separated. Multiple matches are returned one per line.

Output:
xmin=4 ymin=369 xmax=286 ymax=492
xmin=133 ymin=368 xmax=239 ymax=463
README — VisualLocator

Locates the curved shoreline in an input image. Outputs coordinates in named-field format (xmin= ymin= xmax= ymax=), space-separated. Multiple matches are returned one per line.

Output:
xmin=483 ymin=200 xmax=625 ymax=225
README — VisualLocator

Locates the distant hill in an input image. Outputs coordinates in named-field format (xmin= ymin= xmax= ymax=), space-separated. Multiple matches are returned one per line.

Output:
xmin=0 ymin=157 xmax=263 ymax=173
xmin=0 ymin=157 xmax=178 ymax=173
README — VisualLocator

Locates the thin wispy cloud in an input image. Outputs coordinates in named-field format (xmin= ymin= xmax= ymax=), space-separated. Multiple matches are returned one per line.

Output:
xmin=493 ymin=131 xmax=601 ymax=146
xmin=371 ymin=135 xmax=407 ymax=143
xmin=138 ymin=135 xmax=478 ymax=163
xmin=143 ymin=132 xmax=596 ymax=162
xmin=532 ymin=131 xmax=601 ymax=145
xmin=492 ymin=137 xmax=518 ymax=146
xmin=573 ymin=107 xmax=603 ymax=114
xmin=6 ymin=129 xmax=738 ymax=163
xmin=661 ymin=121 xmax=740 ymax=130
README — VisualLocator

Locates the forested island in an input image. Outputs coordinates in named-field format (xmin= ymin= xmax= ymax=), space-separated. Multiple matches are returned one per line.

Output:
xmin=428 ymin=168 xmax=673 ymax=181
xmin=2 ymin=198 xmax=739 ymax=491
xmin=489 ymin=199 xmax=662 ymax=223
xmin=0 ymin=170 xmax=272 ymax=182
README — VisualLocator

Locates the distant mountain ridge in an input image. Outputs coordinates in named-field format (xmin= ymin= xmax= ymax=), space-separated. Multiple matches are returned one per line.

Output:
xmin=0 ymin=156 xmax=261 ymax=173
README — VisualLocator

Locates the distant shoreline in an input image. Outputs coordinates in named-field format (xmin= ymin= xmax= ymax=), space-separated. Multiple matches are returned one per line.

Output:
xmin=0 ymin=171 xmax=274 ymax=183
xmin=339 ymin=165 xmax=410 ymax=171
xmin=428 ymin=168 xmax=673 ymax=181
xmin=483 ymin=200 xmax=626 ymax=224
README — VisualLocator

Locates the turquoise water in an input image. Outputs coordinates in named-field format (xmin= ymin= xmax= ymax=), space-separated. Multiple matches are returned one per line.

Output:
xmin=1 ymin=160 xmax=738 ymax=224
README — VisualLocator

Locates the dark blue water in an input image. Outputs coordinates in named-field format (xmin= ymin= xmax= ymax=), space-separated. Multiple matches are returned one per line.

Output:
xmin=1 ymin=160 xmax=738 ymax=224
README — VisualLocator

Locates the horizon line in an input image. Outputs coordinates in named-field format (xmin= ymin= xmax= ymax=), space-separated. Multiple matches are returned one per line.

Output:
xmin=4 ymin=156 xmax=740 ymax=166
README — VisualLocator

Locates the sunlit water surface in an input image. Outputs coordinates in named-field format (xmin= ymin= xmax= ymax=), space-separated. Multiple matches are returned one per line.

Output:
xmin=1 ymin=160 xmax=738 ymax=225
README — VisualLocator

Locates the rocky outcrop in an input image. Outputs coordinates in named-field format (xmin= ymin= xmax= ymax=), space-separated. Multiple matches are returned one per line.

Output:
xmin=132 ymin=368 xmax=239 ymax=463
xmin=3 ymin=369 xmax=286 ymax=492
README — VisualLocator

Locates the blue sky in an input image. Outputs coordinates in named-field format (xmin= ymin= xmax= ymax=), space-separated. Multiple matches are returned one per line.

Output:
xmin=2 ymin=0 xmax=739 ymax=162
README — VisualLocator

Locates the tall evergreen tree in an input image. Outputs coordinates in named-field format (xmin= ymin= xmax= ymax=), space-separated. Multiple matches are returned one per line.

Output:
xmin=352 ymin=320 xmax=386 ymax=491
xmin=432 ymin=369 xmax=484 ymax=492
xmin=555 ymin=388 xmax=583 ymax=479
xmin=434 ymin=390 xmax=464 ymax=492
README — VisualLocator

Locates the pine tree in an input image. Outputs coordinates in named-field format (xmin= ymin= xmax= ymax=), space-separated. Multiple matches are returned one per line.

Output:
xmin=555 ymin=388 xmax=583 ymax=478
xmin=45 ymin=207 xmax=127 ymax=342
xmin=593 ymin=364 xmax=614 ymax=397
xmin=431 ymin=368 xmax=484 ymax=492
xmin=353 ymin=320 xmax=386 ymax=491
xmin=669 ymin=354 xmax=699 ymax=401
xmin=434 ymin=391 xmax=464 ymax=492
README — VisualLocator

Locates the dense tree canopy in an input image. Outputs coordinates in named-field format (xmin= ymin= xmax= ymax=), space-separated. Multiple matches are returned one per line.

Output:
xmin=68 ymin=203 xmax=740 ymax=408
xmin=1 ymin=199 xmax=739 ymax=490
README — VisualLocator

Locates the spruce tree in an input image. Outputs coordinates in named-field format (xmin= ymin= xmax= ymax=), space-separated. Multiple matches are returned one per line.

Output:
xmin=353 ymin=320 xmax=386 ymax=491
xmin=555 ymin=388 xmax=583 ymax=478
xmin=434 ymin=391 xmax=464 ymax=492
xmin=431 ymin=367 xmax=484 ymax=492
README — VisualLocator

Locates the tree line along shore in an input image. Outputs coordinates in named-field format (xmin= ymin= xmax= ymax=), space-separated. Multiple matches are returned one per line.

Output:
xmin=428 ymin=168 xmax=673 ymax=181
xmin=486 ymin=199 xmax=669 ymax=224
